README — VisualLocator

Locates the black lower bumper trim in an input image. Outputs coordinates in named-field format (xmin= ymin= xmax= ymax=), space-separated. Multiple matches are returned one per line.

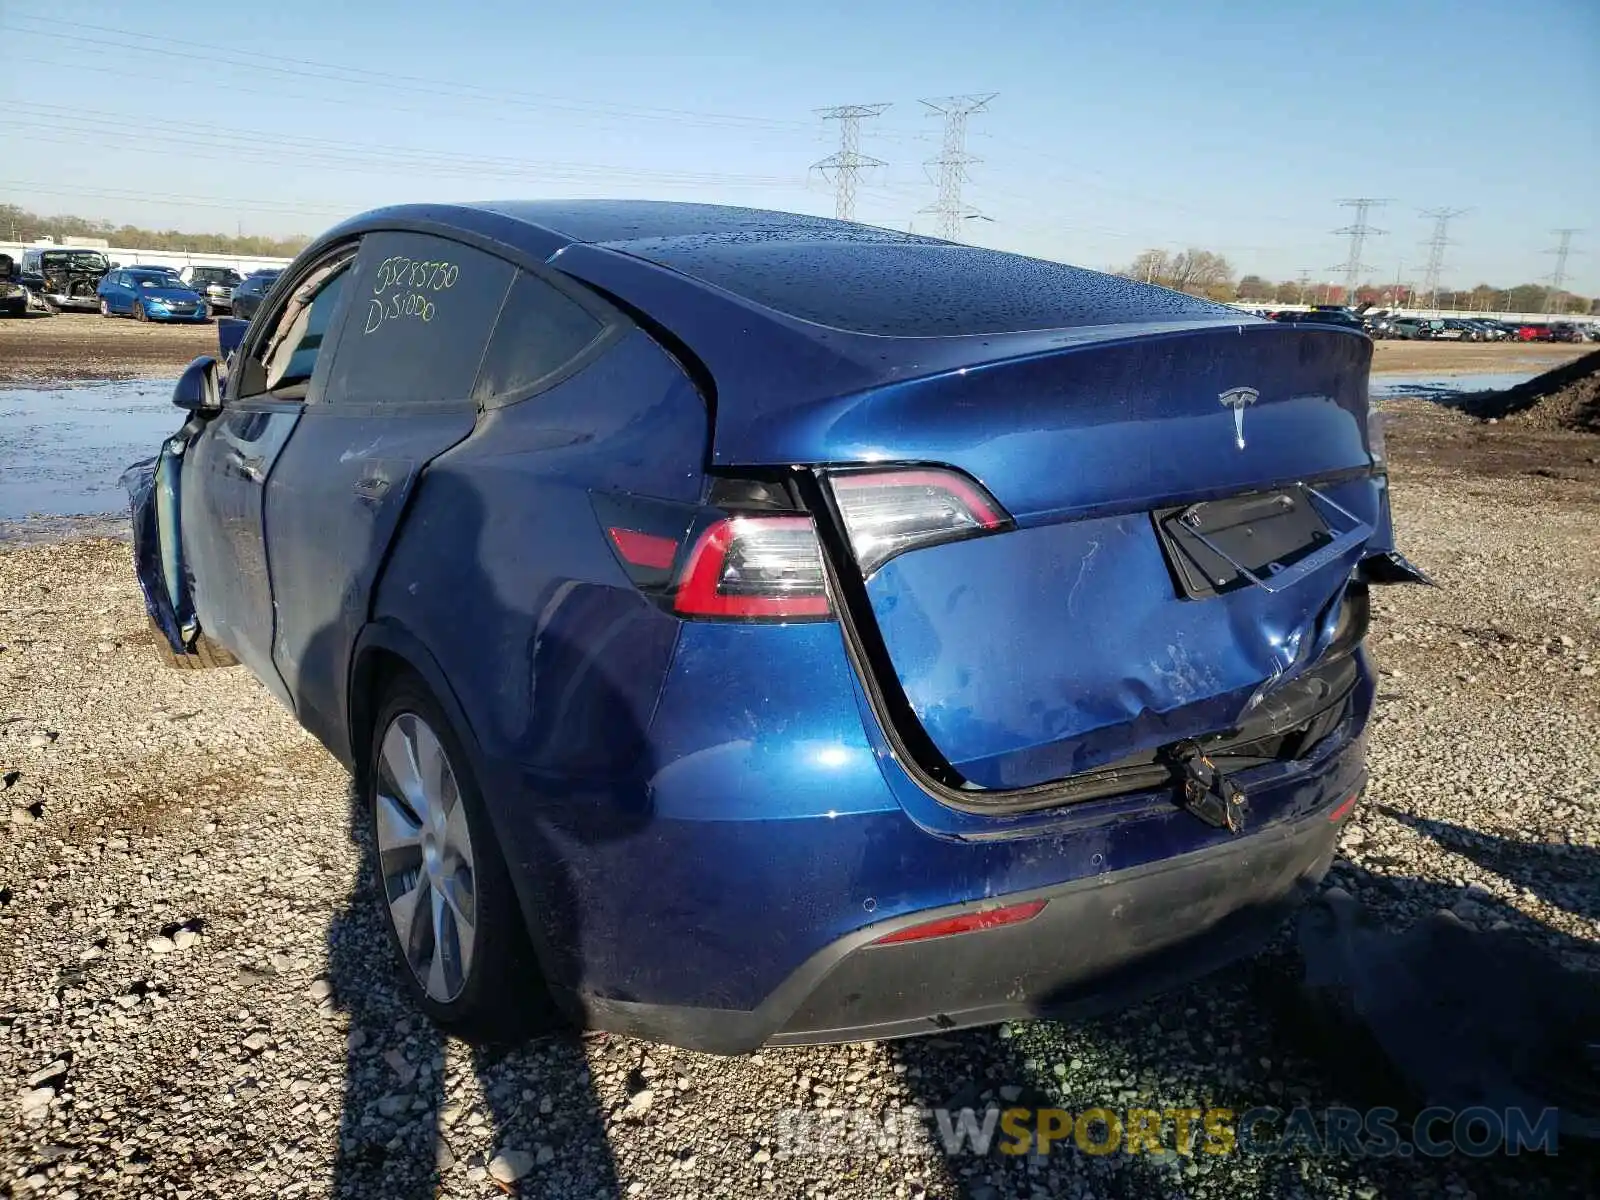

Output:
xmin=578 ymin=796 xmax=1348 ymax=1053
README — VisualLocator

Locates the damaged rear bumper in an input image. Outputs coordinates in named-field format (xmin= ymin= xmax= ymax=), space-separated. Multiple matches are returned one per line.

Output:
xmin=554 ymin=663 xmax=1370 ymax=1055
xmin=582 ymin=781 xmax=1354 ymax=1053
xmin=769 ymin=795 xmax=1349 ymax=1046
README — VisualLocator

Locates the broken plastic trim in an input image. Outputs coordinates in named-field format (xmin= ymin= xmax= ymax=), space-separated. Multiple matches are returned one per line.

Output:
xmin=1168 ymin=741 xmax=1247 ymax=832
xmin=1358 ymin=549 xmax=1435 ymax=587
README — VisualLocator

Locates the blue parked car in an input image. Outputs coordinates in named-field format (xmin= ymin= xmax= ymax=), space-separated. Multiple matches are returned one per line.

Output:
xmin=125 ymin=201 xmax=1428 ymax=1051
xmin=98 ymin=266 xmax=210 ymax=322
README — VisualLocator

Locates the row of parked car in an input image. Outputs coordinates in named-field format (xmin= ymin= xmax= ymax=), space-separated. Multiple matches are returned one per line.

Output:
xmin=1364 ymin=314 xmax=1597 ymax=342
xmin=0 ymin=245 xmax=283 ymax=322
xmin=1245 ymin=304 xmax=1599 ymax=343
xmin=90 ymin=264 xmax=284 ymax=323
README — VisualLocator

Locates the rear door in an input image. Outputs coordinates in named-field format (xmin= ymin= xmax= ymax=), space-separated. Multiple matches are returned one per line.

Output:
xmin=182 ymin=247 xmax=357 ymax=706
xmin=263 ymin=230 xmax=517 ymax=753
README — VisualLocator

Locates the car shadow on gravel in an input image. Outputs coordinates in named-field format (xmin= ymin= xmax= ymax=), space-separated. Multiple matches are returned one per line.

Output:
xmin=888 ymin=853 xmax=1599 ymax=1199
xmin=1377 ymin=807 xmax=1599 ymax=926
xmin=307 ymin=470 xmax=642 ymax=1199
xmin=326 ymin=794 xmax=627 ymax=1198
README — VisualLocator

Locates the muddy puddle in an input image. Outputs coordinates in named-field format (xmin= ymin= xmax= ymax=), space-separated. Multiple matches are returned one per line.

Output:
xmin=0 ymin=378 xmax=181 ymax=523
xmin=1370 ymin=371 xmax=1536 ymax=402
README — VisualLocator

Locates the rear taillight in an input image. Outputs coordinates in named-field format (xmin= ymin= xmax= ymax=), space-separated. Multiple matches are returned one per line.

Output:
xmin=870 ymin=899 xmax=1047 ymax=946
xmin=1327 ymin=792 xmax=1359 ymax=822
xmin=673 ymin=516 xmax=830 ymax=620
xmin=827 ymin=467 xmax=1008 ymax=576
xmin=607 ymin=527 xmax=678 ymax=571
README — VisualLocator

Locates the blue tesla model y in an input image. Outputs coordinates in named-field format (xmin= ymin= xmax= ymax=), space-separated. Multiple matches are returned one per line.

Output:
xmin=126 ymin=201 xmax=1427 ymax=1051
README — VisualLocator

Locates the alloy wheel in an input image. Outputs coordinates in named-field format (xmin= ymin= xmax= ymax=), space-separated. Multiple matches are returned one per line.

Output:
xmin=373 ymin=712 xmax=478 ymax=1003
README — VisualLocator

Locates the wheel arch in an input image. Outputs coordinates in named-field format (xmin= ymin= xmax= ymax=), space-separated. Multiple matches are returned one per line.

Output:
xmin=346 ymin=618 xmax=481 ymax=790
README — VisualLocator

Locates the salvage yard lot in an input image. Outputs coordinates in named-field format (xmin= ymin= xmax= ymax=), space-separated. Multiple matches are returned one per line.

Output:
xmin=0 ymin=317 xmax=217 ymax=386
xmin=0 ymin=313 xmax=1596 ymax=386
xmin=1 ymin=341 xmax=1598 ymax=1198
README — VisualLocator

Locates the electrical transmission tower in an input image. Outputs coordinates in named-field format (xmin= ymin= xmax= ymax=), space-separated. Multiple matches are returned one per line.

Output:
xmin=1418 ymin=208 xmax=1467 ymax=310
xmin=1330 ymin=199 xmax=1387 ymax=304
xmin=1296 ymin=270 xmax=1312 ymax=304
xmin=812 ymin=104 xmax=890 ymax=222
xmin=1543 ymin=228 xmax=1582 ymax=313
xmin=920 ymin=94 xmax=996 ymax=240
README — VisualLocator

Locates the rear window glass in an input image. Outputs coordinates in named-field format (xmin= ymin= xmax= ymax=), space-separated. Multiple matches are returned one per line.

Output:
xmin=627 ymin=239 xmax=1232 ymax=336
xmin=325 ymin=232 xmax=515 ymax=405
xmin=473 ymin=272 xmax=606 ymax=403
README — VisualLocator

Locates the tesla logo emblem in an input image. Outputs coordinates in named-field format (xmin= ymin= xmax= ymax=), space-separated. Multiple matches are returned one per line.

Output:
xmin=1219 ymin=387 xmax=1259 ymax=450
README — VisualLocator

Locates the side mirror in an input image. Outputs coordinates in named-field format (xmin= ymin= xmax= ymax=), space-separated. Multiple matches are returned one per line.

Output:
xmin=174 ymin=355 xmax=221 ymax=412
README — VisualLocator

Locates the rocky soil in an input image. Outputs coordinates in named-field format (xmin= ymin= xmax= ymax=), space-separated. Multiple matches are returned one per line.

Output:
xmin=1456 ymin=349 xmax=1600 ymax=433
xmin=2 ymin=450 xmax=1598 ymax=1197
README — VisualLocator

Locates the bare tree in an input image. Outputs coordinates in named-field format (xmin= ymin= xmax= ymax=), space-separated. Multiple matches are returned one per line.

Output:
xmin=1164 ymin=249 xmax=1234 ymax=295
xmin=1122 ymin=247 xmax=1234 ymax=299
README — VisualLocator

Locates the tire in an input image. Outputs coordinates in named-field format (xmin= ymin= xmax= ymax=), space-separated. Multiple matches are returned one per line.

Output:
xmin=366 ymin=672 xmax=558 ymax=1041
xmin=133 ymin=300 xmax=147 ymax=322
xmin=148 ymin=614 xmax=239 ymax=669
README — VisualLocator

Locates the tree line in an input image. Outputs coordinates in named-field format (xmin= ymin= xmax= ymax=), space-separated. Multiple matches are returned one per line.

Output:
xmin=3 ymin=205 xmax=1593 ymax=313
xmin=0 ymin=204 xmax=311 ymax=259
xmin=1122 ymin=247 xmax=1597 ymax=315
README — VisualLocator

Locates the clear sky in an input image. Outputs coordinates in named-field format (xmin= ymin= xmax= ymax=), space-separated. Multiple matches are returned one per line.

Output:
xmin=4 ymin=0 xmax=1597 ymax=291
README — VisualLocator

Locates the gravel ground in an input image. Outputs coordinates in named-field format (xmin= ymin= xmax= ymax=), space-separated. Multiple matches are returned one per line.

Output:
xmin=3 ymin=440 xmax=1598 ymax=1197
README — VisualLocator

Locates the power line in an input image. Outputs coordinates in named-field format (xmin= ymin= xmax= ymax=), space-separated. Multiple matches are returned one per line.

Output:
xmin=0 ymin=14 xmax=817 ymax=133
xmin=919 ymin=94 xmax=996 ymax=241
xmin=811 ymin=104 xmax=890 ymax=222
xmin=0 ymin=106 xmax=800 ymax=190
xmin=0 ymin=179 xmax=356 ymax=220
xmin=1329 ymin=198 xmax=1387 ymax=302
xmin=1418 ymin=208 xmax=1468 ymax=309
xmin=1543 ymin=228 xmax=1582 ymax=313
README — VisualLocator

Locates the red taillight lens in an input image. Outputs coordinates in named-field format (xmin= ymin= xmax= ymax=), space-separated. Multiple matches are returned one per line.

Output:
xmin=673 ymin=516 xmax=831 ymax=620
xmin=871 ymin=899 xmax=1048 ymax=946
xmin=1327 ymin=792 xmax=1359 ymax=823
xmin=828 ymin=467 xmax=1008 ymax=575
xmin=607 ymin=527 xmax=679 ymax=571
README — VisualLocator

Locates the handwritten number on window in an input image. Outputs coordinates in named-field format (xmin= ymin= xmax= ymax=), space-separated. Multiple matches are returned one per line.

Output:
xmin=365 ymin=255 xmax=451 ymax=334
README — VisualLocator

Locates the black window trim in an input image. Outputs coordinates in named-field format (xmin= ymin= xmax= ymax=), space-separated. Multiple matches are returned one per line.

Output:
xmin=229 ymin=240 xmax=361 ymax=406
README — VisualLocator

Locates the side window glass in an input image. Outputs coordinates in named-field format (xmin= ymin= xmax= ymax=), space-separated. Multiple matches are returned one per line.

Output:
xmin=237 ymin=254 xmax=354 ymax=399
xmin=473 ymin=271 xmax=607 ymax=404
xmin=323 ymin=232 xmax=515 ymax=406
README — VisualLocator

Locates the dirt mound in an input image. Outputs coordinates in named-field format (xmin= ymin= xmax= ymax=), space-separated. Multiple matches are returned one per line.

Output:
xmin=1456 ymin=348 xmax=1600 ymax=432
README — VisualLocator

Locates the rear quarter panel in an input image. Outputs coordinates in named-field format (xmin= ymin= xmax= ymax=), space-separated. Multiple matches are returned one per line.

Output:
xmin=369 ymin=328 xmax=708 ymax=774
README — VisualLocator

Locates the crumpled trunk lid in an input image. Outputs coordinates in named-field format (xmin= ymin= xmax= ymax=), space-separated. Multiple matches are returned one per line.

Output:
xmin=808 ymin=324 xmax=1384 ymax=791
